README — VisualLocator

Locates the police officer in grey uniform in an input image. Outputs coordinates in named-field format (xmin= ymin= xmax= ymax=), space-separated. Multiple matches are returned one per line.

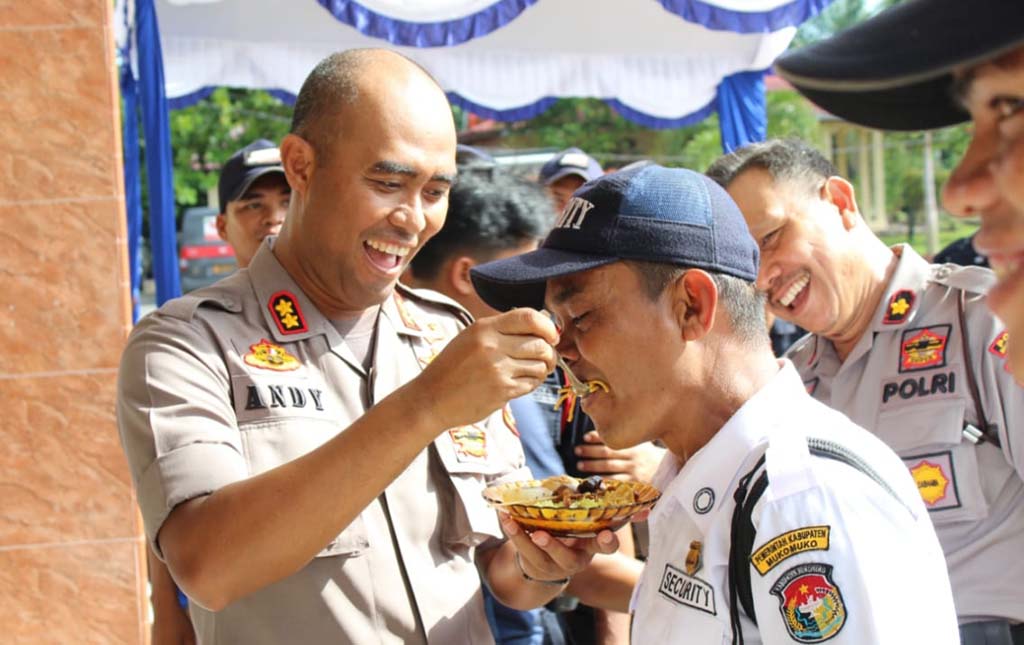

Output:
xmin=710 ymin=138 xmax=1024 ymax=644
xmin=117 ymin=49 xmax=619 ymax=645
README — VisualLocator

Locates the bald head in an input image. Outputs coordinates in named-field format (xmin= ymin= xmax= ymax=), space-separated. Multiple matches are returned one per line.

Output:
xmin=290 ymin=49 xmax=449 ymax=160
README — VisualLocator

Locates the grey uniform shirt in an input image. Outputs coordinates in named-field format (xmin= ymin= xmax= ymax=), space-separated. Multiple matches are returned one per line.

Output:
xmin=117 ymin=241 xmax=529 ymax=644
xmin=788 ymin=244 xmax=1024 ymax=624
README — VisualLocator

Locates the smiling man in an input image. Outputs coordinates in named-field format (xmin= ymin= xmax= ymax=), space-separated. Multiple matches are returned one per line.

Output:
xmin=471 ymin=163 xmax=956 ymax=643
xmin=117 ymin=49 xmax=617 ymax=645
xmin=710 ymin=138 xmax=1024 ymax=643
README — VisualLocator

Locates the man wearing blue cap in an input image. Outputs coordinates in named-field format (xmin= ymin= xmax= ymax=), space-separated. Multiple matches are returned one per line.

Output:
xmin=538 ymin=147 xmax=603 ymax=213
xmin=472 ymin=163 xmax=957 ymax=643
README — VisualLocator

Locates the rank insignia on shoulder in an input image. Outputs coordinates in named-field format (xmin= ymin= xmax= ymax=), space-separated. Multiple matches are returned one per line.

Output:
xmin=883 ymin=289 xmax=915 ymax=325
xmin=501 ymin=404 xmax=520 ymax=437
xmin=244 ymin=339 xmax=300 ymax=372
xmin=771 ymin=563 xmax=846 ymax=642
xmin=989 ymin=330 xmax=1008 ymax=359
xmin=751 ymin=526 xmax=830 ymax=576
xmin=392 ymin=291 xmax=422 ymax=332
xmin=268 ymin=291 xmax=308 ymax=335
xmin=899 ymin=324 xmax=950 ymax=373
xmin=449 ymin=425 xmax=487 ymax=462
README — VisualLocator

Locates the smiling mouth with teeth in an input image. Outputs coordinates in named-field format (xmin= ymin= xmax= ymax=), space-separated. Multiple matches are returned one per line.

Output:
xmin=364 ymin=239 xmax=412 ymax=271
xmin=777 ymin=272 xmax=810 ymax=308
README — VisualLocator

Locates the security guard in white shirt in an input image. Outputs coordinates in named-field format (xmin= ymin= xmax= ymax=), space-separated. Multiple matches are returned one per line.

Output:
xmin=713 ymin=139 xmax=1024 ymax=644
xmin=471 ymin=163 xmax=958 ymax=643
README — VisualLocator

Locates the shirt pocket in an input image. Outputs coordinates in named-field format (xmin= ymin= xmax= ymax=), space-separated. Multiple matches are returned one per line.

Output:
xmin=237 ymin=417 xmax=369 ymax=558
xmin=877 ymin=401 xmax=989 ymax=524
xmin=433 ymin=426 xmax=508 ymax=548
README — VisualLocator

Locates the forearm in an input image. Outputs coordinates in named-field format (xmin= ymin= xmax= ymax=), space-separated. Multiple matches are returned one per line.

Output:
xmin=565 ymin=551 xmax=642 ymax=612
xmin=160 ymin=380 xmax=443 ymax=610
xmin=481 ymin=541 xmax=569 ymax=611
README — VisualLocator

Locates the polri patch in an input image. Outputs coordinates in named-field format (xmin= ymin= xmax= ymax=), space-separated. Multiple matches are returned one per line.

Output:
xmin=903 ymin=451 xmax=960 ymax=511
xmin=449 ymin=425 xmax=487 ymax=462
xmin=771 ymin=563 xmax=846 ymax=642
xmin=268 ymin=291 xmax=308 ymax=335
xmin=883 ymin=289 xmax=915 ymax=325
xmin=751 ymin=525 xmax=831 ymax=576
xmin=899 ymin=324 xmax=950 ymax=373
xmin=658 ymin=563 xmax=716 ymax=615
xmin=244 ymin=339 xmax=300 ymax=372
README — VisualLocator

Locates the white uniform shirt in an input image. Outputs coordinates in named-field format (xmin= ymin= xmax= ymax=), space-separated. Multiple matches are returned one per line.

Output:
xmin=788 ymin=245 xmax=1024 ymax=623
xmin=630 ymin=361 xmax=958 ymax=644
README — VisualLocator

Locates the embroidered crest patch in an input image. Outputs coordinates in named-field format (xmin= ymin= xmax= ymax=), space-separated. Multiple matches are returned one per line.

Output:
xmin=883 ymin=289 xmax=915 ymax=325
xmin=449 ymin=426 xmax=487 ymax=462
xmin=659 ymin=563 xmax=716 ymax=615
xmin=903 ymin=451 xmax=959 ymax=510
xmin=751 ymin=526 xmax=831 ymax=576
xmin=899 ymin=324 xmax=950 ymax=373
xmin=771 ymin=563 xmax=846 ymax=642
xmin=244 ymin=339 xmax=300 ymax=372
xmin=268 ymin=291 xmax=308 ymax=335
xmin=989 ymin=330 xmax=1009 ymax=359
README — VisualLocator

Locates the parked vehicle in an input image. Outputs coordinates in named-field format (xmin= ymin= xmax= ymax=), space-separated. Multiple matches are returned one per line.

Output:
xmin=179 ymin=206 xmax=237 ymax=293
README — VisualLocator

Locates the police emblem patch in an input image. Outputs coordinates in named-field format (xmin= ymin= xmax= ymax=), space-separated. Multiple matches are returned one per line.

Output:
xmin=751 ymin=526 xmax=831 ymax=576
xmin=898 ymin=324 xmax=950 ymax=372
xmin=883 ymin=289 xmax=915 ymax=325
xmin=903 ymin=451 xmax=960 ymax=510
xmin=771 ymin=563 xmax=846 ymax=642
xmin=268 ymin=291 xmax=308 ymax=335
xmin=244 ymin=339 xmax=300 ymax=372
xmin=449 ymin=426 xmax=487 ymax=462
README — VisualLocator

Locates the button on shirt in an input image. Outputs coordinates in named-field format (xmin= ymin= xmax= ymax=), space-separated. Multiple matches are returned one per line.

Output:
xmin=788 ymin=244 xmax=1024 ymax=624
xmin=631 ymin=361 xmax=957 ymax=644
xmin=117 ymin=241 xmax=529 ymax=644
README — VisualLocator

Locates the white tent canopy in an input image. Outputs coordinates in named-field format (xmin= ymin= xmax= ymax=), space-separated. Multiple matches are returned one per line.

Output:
xmin=144 ymin=0 xmax=814 ymax=125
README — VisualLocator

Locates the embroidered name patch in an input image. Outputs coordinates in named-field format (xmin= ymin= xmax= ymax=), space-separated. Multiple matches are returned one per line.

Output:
xmin=658 ymin=563 xmax=716 ymax=615
xmin=883 ymin=289 xmax=915 ymax=325
xmin=904 ymin=451 xmax=960 ymax=510
xmin=899 ymin=325 xmax=950 ymax=373
xmin=244 ymin=339 xmax=300 ymax=372
xmin=771 ymin=563 xmax=846 ymax=642
xmin=268 ymin=291 xmax=308 ymax=335
xmin=751 ymin=526 xmax=831 ymax=576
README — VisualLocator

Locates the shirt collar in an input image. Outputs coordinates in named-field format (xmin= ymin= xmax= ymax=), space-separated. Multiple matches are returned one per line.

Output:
xmin=651 ymin=361 xmax=803 ymax=536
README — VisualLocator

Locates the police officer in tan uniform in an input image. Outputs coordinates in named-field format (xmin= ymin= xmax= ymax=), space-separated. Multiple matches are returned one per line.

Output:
xmin=710 ymin=138 xmax=1024 ymax=643
xmin=117 ymin=49 xmax=618 ymax=645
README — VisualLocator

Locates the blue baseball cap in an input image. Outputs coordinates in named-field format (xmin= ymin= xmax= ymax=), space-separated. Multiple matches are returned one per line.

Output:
xmin=538 ymin=147 xmax=603 ymax=186
xmin=471 ymin=163 xmax=760 ymax=312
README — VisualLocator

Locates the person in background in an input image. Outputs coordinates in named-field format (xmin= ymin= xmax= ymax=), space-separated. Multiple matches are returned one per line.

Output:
xmin=148 ymin=139 xmax=290 ymax=645
xmin=538 ymin=147 xmax=603 ymax=212
xmin=118 ymin=49 xmax=618 ymax=645
xmin=934 ymin=233 xmax=989 ymax=269
xmin=404 ymin=166 xmax=641 ymax=645
xmin=711 ymin=138 xmax=1024 ymax=645
xmin=471 ymin=162 xmax=957 ymax=643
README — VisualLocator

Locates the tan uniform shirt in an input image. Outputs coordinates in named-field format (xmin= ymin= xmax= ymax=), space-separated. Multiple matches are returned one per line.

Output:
xmin=117 ymin=242 xmax=528 ymax=644
xmin=788 ymin=244 xmax=1024 ymax=624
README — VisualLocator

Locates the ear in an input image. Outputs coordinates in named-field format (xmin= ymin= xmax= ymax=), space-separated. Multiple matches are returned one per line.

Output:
xmin=215 ymin=212 xmax=229 ymax=242
xmin=280 ymin=133 xmax=314 ymax=198
xmin=447 ymin=256 xmax=477 ymax=297
xmin=822 ymin=176 xmax=861 ymax=231
xmin=669 ymin=270 xmax=718 ymax=343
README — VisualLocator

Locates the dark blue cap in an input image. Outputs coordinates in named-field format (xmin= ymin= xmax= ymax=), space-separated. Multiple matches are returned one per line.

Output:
xmin=538 ymin=147 xmax=603 ymax=186
xmin=218 ymin=139 xmax=285 ymax=211
xmin=471 ymin=163 xmax=760 ymax=312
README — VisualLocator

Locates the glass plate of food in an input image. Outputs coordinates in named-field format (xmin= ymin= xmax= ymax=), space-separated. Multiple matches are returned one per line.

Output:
xmin=482 ymin=475 xmax=661 ymax=538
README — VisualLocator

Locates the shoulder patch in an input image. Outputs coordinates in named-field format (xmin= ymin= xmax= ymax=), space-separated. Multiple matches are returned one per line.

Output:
xmin=771 ymin=562 xmax=846 ymax=642
xmin=899 ymin=324 xmax=950 ymax=372
xmin=751 ymin=526 xmax=831 ymax=576
xmin=267 ymin=291 xmax=308 ymax=335
xmin=989 ymin=330 xmax=1009 ymax=359
xmin=883 ymin=290 xmax=915 ymax=325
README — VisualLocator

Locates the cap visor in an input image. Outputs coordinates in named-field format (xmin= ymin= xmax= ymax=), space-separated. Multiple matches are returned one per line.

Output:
xmin=542 ymin=167 xmax=591 ymax=186
xmin=471 ymin=247 xmax=617 ymax=312
xmin=226 ymin=166 xmax=286 ymax=204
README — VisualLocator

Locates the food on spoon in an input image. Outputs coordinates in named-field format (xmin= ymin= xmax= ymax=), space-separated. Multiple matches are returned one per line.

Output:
xmin=554 ymin=380 xmax=610 ymax=422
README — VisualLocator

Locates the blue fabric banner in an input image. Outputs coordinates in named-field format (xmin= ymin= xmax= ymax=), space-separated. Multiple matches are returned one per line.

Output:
xmin=120 ymin=60 xmax=144 ymax=322
xmin=717 ymin=70 xmax=767 ymax=153
xmin=136 ymin=0 xmax=181 ymax=304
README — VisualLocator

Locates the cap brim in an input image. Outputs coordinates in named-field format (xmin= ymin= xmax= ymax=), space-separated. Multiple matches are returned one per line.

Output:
xmin=542 ymin=167 xmax=593 ymax=186
xmin=775 ymin=0 xmax=1024 ymax=131
xmin=225 ymin=166 xmax=286 ymax=205
xmin=470 ymin=247 xmax=617 ymax=312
